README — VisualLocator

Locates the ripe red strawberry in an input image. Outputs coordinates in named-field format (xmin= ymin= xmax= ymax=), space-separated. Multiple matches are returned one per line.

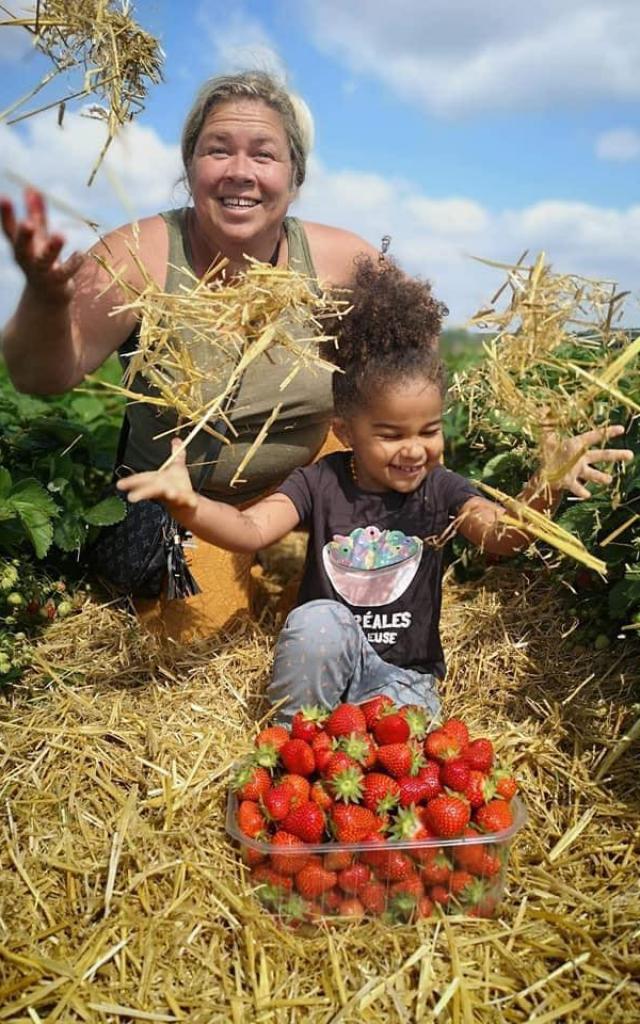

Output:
xmin=424 ymin=793 xmax=471 ymax=838
xmin=282 ymin=801 xmax=326 ymax=844
xmin=323 ymin=850 xmax=352 ymax=871
xmin=262 ymin=782 xmax=295 ymax=822
xmin=232 ymin=764 xmax=271 ymax=802
xmin=336 ymin=731 xmax=377 ymax=769
xmin=401 ymin=705 xmax=431 ymax=740
xmin=311 ymin=731 xmax=334 ymax=772
xmin=424 ymin=728 xmax=462 ymax=762
xmin=449 ymin=869 xmax=475 ymax=897
xmin=359 ymin=879 xmax=387 ymax=915
xmin=242 ymin=845 xmax=266 ymax=867
xmin=389 ymin=806 xmax=427 ymax=841
xmin=373 ymin=711 xmax=410 ymax=745
xmin=389 ymin=876 xmax=424 ymax=900
xmin=376 ymin=741 xmax=419 ymax=779
xmin=362 ymin=772 xmax=400 ymax=814
xmin=325 ymin=702 xmax=367 ymax=738
xmin=421 ymin=851 xmax=452 ymax=886
xmin=360 ymin=694 xmax=395 ymax=730
xmin=237 ymin=800 xmax=267 ymax=839
xmin=322 ymin=887 xmax=343 ymax=912
xmin=338 ymin=862 xmax=371 ymax=893
xmin=295 ymin=862 xmax=337 ymax=899
xmin=251 ymin=864 xmax=293 ymax=892
xmin=475 ymin=798 xmax=513 ymax=833
xmin=375 ymin=850 xmax=416 ymax=882
xmin=441 ymin=717 xmax=470 ymax=749
xmin=310 ymin=779 xmax=333 ymax=812
xmin=337 ymin=897 xmax=365 ymax=918
xmin=397 ymin=774 xmax=430 ymax=807
xmin=493 ymin=770 xmax=518 ymax=800
xmin=417 ymin=896 xmax=434 ymax=918
xmin=417 ymin=760 xmax=442 ymax=800
xmin=280 ymin=738 xmax=315 ymax=777
xmin=430 ymin=884 xmax=451 ymax=906
xmin=290 ymin=706 xmax=328 ymax=743
xmin=464 ymin=770 xmax=494 ymax=809
xmin=269 ymin=831 xmax=310 ymax=875
xmin=358 ymin=831 xmax=390 ymax=869
xmin=331 ymin=804 xmax=379 ymax=843
xmin=280 ymin=773 xmax=310 ymax=808
xmin=463 ymin=738 xmax=495 ymax=773
xmin=440 ymin=758 xmax=470 ymax=793
xmin=323 ymin=752 xmax=363 ymax=803
xmin=255 ymin=725 xmax=289 ymax=750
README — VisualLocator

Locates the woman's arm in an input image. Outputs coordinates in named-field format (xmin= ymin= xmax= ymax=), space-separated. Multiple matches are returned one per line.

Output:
xmin=1 ymin=189 xmax=167 ymax=394
xmin=302 ymin=221 xmax=379 ymax=288
xmin=116 ymin=440 xmax=301 ymax=552
xmin=456 ymin=424 xmax=634 ymax=556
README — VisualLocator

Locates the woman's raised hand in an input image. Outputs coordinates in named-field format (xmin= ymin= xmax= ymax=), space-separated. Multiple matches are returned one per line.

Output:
xmin=0 ymin=187 xmax=85 ymax=303
xmin=116 ymin=439 xmax=198 ymax=510
xmin=542 ymin=423 xmax=634 ymax=499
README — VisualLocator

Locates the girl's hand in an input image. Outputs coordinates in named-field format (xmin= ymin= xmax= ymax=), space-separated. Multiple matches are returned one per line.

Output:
xmin=0 ymin=187 xmax=84 ymax=303
xmin=542 ymin=423 xmax=634 ymax=499
xmin=116 ymin=440 xmax=197 ymax=509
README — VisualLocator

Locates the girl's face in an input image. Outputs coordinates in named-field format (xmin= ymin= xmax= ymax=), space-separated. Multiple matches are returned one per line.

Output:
xmin=333 ymin=378 xmax=445 ymax=494
xmin=188 ymin=99 xmax=295 ymax=255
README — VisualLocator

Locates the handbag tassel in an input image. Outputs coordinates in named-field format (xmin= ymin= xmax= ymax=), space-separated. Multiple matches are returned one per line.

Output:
xmin=165 ymin=524 xmax=201 ymax=600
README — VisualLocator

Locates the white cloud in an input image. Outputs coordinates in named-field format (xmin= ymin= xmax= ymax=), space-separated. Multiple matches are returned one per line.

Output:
xmin=297 ymin=0 xmax=640 ymax=115
xmin=0 ymin=2 xmax=35 ymax=64
xmin=596 ymin=128 xmax=640 ymax=161
xmin=294 ymin=159 xmax=640 ymax=324
xmin=197 ymin=3 xmax=287 ymax=81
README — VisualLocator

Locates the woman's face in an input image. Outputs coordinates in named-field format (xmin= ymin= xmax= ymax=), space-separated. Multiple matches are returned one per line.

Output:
xmin=188 ymin=99 xmax=295 ymax=254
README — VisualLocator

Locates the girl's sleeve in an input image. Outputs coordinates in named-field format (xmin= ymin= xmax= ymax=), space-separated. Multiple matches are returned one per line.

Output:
xmin=275 ymin=463 xmax=319 ymax=525
xmin=441 ymin=468 xmax=482 ymax=516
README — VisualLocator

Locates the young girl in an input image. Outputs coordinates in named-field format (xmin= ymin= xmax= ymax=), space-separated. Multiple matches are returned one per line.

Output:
xmin=117 ymin=257 xmax=633 ymax=722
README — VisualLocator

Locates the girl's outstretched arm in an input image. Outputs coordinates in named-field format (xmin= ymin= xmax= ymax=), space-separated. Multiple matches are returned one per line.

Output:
xmin=456 ymin=423 xmax=634 ymax=556
xmin=117 ymin=440 xmax=301 ymax=553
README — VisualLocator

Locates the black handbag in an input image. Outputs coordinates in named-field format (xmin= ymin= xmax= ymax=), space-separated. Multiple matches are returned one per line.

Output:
xmin=87 ymin=408 xmax=235 ymax=601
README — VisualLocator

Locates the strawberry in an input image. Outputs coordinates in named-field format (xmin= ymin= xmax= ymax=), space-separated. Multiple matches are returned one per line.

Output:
xmin=440 ymin=758 xmax=470 ymax=793
xmin=237 ymin=800 xmax=267 ymax=839
xmin=331 ymin=804 xmax=379 ymax=843
xmin=325 ymin=702 xmax=367 ymax=739
xmin=376 ymin=741 xmax=419 ymax=779
xmin=290 ymin=706 xmax=328 ymax=743
xmin=424 ymin=728 xmax=462 ymax=762
xmin=251 ymin=864 xmax=293 ymax=893
xmin=336 ymin=732 xmax=377 ymax=769
xmin=338 ymin=862 xmax=372 ymax=893
xmin=397 ymin=774 xmax=430 ymax=807
xmin=475 ymin=798 xmax=513 ymax=833
xmin=362 ymin=772 xmax=400 ymax=814
xmin=373 ymin=711 xmax=410 ymax=745
xmin=323 ymin=752 xmax=363 ymax=803
xmin=416 ymin=896 xmax=435 ymax=919
xmin=282 ymin=801 xmax=326 ymax=844
xmin=358 ymin=831 xmax=390 ymax=869
xmin=280 ymin=738 xmax=315 ymax=777
xmin=449 ymin=869 xmax=475 ymax=897
xmin=416 ymin=760 xmax=442 ymax=800
xmin=375 ymin=850 xmax=416 ymax=883
xmin=295 ymin=862 xmax=337 ymax=899
xmin=336 ymin=897 xmax=365 ymax=918
xmin=420 ymin=851 xmax=452 ymax=886
xmin=389 ymin=806 xmax=427 ymax=841
xmin=493 ymin=769 xmax=518 ymax=801
xmin=269 ymin=831 xmax=310 ymax=875
xmin=360 ymin=694 xmax=395 ymax=730
xmin=452 ymin=828 xmax=492 ymax=875
xmin=242 ymin=845 xmax=266 ymax=867
xmin=463 ymin=738 xmax=495 ymax=773
xmin=262 ymin=782 xmax=295 ymax=822
xmin=441 ymin=717 xmax=470 ymax=750
xmin=280 ymin=774 xmax=310 ymax=808
xmin=464 ymin=770 xmax=494 ymax=809
xmin=311 ymin=730 xmax=334 ymax=772
xmin=402 ymin=705 xmax=431 ymax=740
xmin=430 ymin=884 xmax=451 ymax=906
xmin=310 ymin=779 xmax=333 ymax=812
xmin=232 ymin=764 xmax=271 ymax=802
xmin=389 ymin=876 xmax=424 ymax=900
xmin=359 ymin=879 xmax=387 ymax=915
xmin=424 ymin=793 xmax=471 ymax=838
xmin=323 ymin=850 xmax=353 ymax=871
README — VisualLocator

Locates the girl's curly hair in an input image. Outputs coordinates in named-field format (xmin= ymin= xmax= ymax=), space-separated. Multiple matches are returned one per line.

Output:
xmin=328 ymin=255 xmax=448 ymax=417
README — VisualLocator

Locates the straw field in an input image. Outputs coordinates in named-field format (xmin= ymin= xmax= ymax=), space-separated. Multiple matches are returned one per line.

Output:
xmin=1 ymin=557 xmax=638 ymax=1022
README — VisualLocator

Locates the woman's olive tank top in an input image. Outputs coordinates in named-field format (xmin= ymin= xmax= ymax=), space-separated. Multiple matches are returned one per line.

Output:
xmin=119 ymin=209 xmax=333 ymax=504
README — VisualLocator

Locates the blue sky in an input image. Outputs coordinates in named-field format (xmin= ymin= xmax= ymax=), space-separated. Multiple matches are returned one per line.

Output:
xmin=0 ymin=0 xmax=639 ymax=325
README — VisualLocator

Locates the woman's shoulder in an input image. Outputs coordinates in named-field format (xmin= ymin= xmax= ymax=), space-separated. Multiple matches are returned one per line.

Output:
xmin=86 ymin=213 xmax=170 ymax=290
xmin=298 ymin=220 xmax=378 ymax=287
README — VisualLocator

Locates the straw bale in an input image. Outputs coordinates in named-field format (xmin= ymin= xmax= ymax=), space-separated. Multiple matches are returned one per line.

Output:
xmin=1 ymin=563 xmax=639 ymax=1021
xmin=0 ymin=0 xmax=164 ymax=185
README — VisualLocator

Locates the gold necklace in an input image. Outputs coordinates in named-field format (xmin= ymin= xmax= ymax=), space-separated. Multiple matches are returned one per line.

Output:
xmin=349 ymin=453 xmax=358 ymax=485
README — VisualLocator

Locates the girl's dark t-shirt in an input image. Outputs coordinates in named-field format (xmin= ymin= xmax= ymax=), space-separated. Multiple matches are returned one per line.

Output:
xmin=277 ymin=452 xmax=479 ymax=679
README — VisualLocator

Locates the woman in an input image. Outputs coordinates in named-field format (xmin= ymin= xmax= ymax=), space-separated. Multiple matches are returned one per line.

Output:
xmin=1 ymin=71 xmax=378 ymax=634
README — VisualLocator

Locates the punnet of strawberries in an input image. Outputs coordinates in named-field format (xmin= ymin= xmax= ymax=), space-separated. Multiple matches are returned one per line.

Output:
xmin=227 ymin=698 xmax=524 ymax=927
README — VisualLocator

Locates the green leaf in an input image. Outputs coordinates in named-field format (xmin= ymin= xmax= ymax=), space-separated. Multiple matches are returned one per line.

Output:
xmin=53 ymin=515 xmax=87 ymax=552
xmin=0 ymin=499 xmax=17 ymax=524
xmin=608 ymin=578 xmax=640 ymax=619
xmin=82 ymin=495 xmax=127 ymax=527
xmin=9 ymin=479 xmax=59 ymax=519
xmin=69 ymin=394 xmax=105 ymax=422
xmin=15 ymin=510 xmax=54 ymax=559
xmin=0 ymin=468 xmax=12 ymax=499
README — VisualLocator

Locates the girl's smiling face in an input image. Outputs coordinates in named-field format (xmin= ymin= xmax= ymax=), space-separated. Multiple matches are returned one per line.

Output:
xmin=333 ymin=377 xmax=445 ymax=493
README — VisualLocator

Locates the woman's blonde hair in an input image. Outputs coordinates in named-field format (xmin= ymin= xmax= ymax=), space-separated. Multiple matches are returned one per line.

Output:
xmin=181 ymin=70 xmax=314 ymax=189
